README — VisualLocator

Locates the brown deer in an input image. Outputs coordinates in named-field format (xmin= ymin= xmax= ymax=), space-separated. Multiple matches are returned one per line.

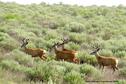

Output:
xmin=50 ymin=42 xmax=80 ymax=64
xmin=90 ymin=44 xmax=119 ymax=73
xmin=21 ymin=38 xmax=47 ymax=60
xmin=57 ymin=38 xmax=77 ymax=53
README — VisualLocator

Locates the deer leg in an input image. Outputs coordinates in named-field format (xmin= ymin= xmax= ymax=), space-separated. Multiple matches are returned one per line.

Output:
xmin=112 ymin=66 xmax=116 ymax=74
xmin=115 ymin=65 xmax=119 ymax=70
xmin=30 ymin=58 xmax=34 ymax=66
xmin=115 ymin=66 xmax=119 ymax=70
xmin=62 ymin=59 xmax=64 ymax=62
xmin=73 ymin=58 xmax=76 ymax=63
xmin=99 ymin=64 xmax=101 ymax=69
xmin=102 ymin=65 xmax=104 ymax=71
xmin=43 ymin=55 xmax=47 ymax=59
xmin=76 ymin=59 xmax=80 ymax=64
xmin=40 ymin=56 xmax=46 ymax=60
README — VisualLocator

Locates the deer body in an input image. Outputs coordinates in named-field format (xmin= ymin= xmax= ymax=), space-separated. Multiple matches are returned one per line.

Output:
xmin=21 ymin=39 xmax=47 ymax=60
xmin=90 ymin=48 xmax=118 ymax=72
xmin=56 ymin=38 xmax=78 ymax=54
xmin=95 ymin=53 xmax=118 ymax=67
xmin=23 ymin=48 xmax=46 ymax=57
xmin=51 ymin=43 xmax=80 ymax=64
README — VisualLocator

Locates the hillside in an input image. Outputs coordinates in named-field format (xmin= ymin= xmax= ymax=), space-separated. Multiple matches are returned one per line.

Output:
xmin=0 ymin=2 xmax=126 ymax=84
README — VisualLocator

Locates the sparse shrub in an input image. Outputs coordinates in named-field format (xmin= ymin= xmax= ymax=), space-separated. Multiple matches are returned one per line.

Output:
xmin=119 ymin=67 xmax=126 ymax=77
xmin=118 ymin=59 xmax=126 ymax=68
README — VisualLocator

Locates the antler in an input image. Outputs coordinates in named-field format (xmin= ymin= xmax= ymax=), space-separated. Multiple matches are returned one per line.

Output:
xmin=61 ymin=37 xmax=70 ymax=44
xmin=51 ymin=42 xmax=60 ymax=48
xmin=22 ymin=38 xmax=29 ymax=43
xmin=22 ymin=38 xmax=26 ymax=43
xmin=25 ymin=39 xmax=29 ymax=42
xmin=91 ymin=42 xmax=100 ymax=49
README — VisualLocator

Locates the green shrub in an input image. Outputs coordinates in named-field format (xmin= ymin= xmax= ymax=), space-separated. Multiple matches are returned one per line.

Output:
xmin=64 ymin=22 xmax=85 ymax=33
xmin=69 ymin=33 xmax=86 ymax=44
xmin=27 ymin=63 xmax=52 ymax=81
xmin=41 ymin=20 xmax=59 ymax=29
xmin=26 ymin=61 xmax=65 ymax=82
xmin=8 ymin=49 xmax=33 ymax=66
xmin=13 ymin=29 xmax=37 ymax=39
xmin=118 ymin=59 xmax=126 ymax=68
xmin=60 ymin=61 xmax=80 ymax=73
xmin=115 ymin=51 xmax=126 ymax=58
xmin=0 ymin=32 xmax=18 ymax=51
xmin=78 ymin=52 xmax=97 ymax=66
xmin=3 ymin=13 xmax=22 ymax=20
xmin=100 ymin=49 xmax=113 ymax=56
xmin=44 ymin=30 xmax=61 ymax=41
xmin=116 ymin=80 xmax=126 ymax=84
xmin=64 ymin=70 xmax=85 ymax=84
xmin=0 ymin=59 xmax=21 ymax=71
xmin=66 ymin=42 xmax=80 ymax=50
xmin=80 ymin=64 xmax=102 ymax=80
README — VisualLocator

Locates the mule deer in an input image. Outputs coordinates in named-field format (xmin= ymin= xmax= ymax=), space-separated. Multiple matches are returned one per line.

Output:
xmin=21 ymin=38 xmax=47 ymax=60
xmin=50 ymin=42 xmax=80 ymax=64
xmin=90 ymin=43 xmax=118 ymax=73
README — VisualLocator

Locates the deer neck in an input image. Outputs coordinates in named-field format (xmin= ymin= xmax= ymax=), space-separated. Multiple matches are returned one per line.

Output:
xmin=54 ymin=46 xmax=59 ymax=52
xmin=54 ymin=45 xmax=63 ymax=52
xmin=22 ymin=46 xmax=27 ymax=51
xmin=95 ymin=52 xmax=100 ymax=57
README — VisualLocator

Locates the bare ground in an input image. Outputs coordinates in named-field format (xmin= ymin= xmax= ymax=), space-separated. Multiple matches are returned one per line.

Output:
xmin=86 ymin=67 xmax=125 ymax=84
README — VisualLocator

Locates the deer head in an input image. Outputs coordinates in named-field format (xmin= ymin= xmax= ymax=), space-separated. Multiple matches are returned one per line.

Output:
xmin=61 ymin=37 xmax=70 ymax=45
xmin=90 ymin=43 xmax=101 ymax=55
xmin=50 ymin=37 xmax=70 ymax=51
xmin=49 ymin=42 xmax=60 ymax=51
xmin=21 ymin=38 xmax=29 ymax=48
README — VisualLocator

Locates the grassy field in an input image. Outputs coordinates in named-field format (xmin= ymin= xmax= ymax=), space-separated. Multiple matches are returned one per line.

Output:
xmin=0 ymin=1 xmax=126 ymax=84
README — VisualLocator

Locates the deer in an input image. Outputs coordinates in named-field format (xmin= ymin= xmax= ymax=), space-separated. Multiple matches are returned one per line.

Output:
xmin=90 ymin=43 xmax=119 ymax=73
xmin=21 ymin=38 xmax=47 ymax=60
xmin=50 ymin=42 xmax=80 ymax=64
xmin=57 ymin=38 xmax=77 ymax=53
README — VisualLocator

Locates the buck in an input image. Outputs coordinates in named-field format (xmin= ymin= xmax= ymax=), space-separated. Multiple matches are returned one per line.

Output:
xmin=21 ymin=38 xmax=47 ymax=60
xmin=90 ymin=44 xmax=119 ymax=73
xmin=50 ymin=42 xmax=80 ymax=64
xmin=57 ymin=38 xmax=77 ymax=53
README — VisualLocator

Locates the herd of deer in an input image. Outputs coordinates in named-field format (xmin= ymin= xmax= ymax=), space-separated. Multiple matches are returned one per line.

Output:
xmin=21 ymin=38 xmax=119 ymax=73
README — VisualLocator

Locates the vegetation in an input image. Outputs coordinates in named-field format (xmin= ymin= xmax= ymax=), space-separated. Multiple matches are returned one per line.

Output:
xmin=0 ymin=1 xmax=126 ymax=84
